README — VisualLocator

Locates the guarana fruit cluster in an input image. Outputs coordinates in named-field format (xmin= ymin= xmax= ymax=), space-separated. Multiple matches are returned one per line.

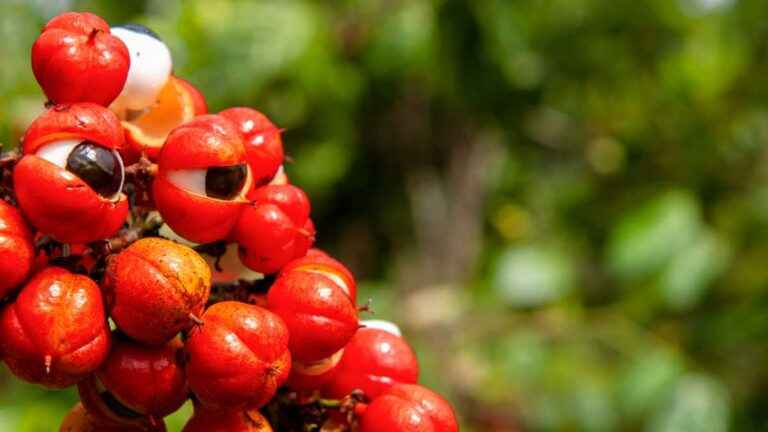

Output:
xmin=0 ymin=11 xmax=459 ymax=432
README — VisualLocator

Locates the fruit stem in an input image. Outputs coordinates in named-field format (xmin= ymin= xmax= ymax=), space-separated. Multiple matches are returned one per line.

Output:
xmin=357 ymin=298 xmax=374 ymax=314
xmin=189 ymin=313 xmax=204 ymax=326
xmin=87 ymin=28 xmax=101 ymax=43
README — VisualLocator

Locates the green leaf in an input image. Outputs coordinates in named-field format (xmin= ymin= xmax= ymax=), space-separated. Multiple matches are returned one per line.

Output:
xmin=607 ymin=190 xmax=701 ymax=281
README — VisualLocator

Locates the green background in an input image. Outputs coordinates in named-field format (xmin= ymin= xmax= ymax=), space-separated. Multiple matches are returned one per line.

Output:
xmin=3 ymin=0 xmax=768 ymax=430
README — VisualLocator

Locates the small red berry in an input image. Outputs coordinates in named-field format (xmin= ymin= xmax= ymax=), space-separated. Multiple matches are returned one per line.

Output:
xmin=0 ymin=200 xmax=35 ymax=300
xmin=95 ymin=334 xmax=188 ymax=418
xmin=267 ymin=270 xmax=357 ymax=362
xmin=0 ymin=267 xmax=110 ymax=388
xmin=185 ymin=301 xmax=291 ymax=409
xmin=359 ymin=384 xmax=459 ymax=432
xmin=281 ymin=248 xmax=356 ymax=300
xmin=182 ymin=403 xmax=273 ymax=432
xmin=152 ymin=114 xmax=252 ymax=243
xmin=31 ymin=12 xmax=129 ymax=106
xmin=103 ymin=238 xmax=211 ymax=345
xmin=323 ymin=327 xmax=419 ymax=399
xmin=15 ymin=103 xmax=128 ymax=243
xmin=234 ymin=184 xmax=314 ymax=274
xmin=219 ymin=108 xmax=284 ymax=186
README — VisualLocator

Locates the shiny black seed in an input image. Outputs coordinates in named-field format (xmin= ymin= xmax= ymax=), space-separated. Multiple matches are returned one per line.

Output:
xmin=66 ymin=141 xmax=123 ymax=198
xmin=206 ymin=164 xmax=247 ymax=200
xmin=113 ymin=23 xmax=162 ymax=41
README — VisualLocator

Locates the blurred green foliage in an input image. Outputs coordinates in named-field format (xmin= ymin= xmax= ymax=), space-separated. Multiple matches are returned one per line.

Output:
xmin=4 ymin=0 xmax=768 ymax=430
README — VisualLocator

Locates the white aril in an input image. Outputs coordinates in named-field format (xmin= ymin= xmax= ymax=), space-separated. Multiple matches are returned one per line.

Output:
xmin=361 ymin=320 xmax=402 ymax=336
xmin=110 ymin=24 xmax=172 ymax=113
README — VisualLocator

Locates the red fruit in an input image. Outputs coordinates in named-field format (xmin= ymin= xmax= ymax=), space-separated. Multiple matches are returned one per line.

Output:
xmin=234 ymin=184 xmax=314 ymax=274
xmin=96 ymin=335 xmax=188 ymax=417
xmin=0 ymin=267 xmax=110 ymax=388
xmin=103 ymin=238 xmax=211 ymax=345
xmin=359 ymin=384 xmax=458 ymax=432
xmin=323 ymin=328 xmax=418 ymax=399
xmin=286 ymin=348 xmax=344 ymax=392
xmin=185 ymin=301 xmax=290 ymax=409
xmin=60 ymin=402 xmax=166 ymax=432
xmin=15 ymin=103 xmax=128 ymax=243
xmin=0 ymin=200 xmax=34 ymax=299
xmin=32 ymin=12 xmax=129 ymax=106
xmin=183 ymin=404 xmax=273 ymax=432
xmin=219 ymin=108 xmax=284 ymax=185
xmin=120 ymin=76 xmax=207 ymax=163
xmin=281 ymin=248 xmax=356 ymax=300
xmin=152 ymin=114 xmax=252 ymax=243
xmin=77 ymin=377 xmax=168 ymax=431
xmin=267 ymin=270 xmax=357 ymax=362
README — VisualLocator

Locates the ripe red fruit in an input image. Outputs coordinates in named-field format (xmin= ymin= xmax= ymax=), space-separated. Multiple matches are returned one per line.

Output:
xmin=0 ymin=267 xmax=110 ymax=388
xmin=120 ymin=76 xmax=207 ymax=164
xmin=183 ymin=403 xmax=273 ymax=432
xmin=219 ymin=108 xmax=284 ymax=186
xmin=0 ymin=200 xmax=35 ymax=299
xmin=95 ymin=335 xmax=188 ymax=418
xmin=234 ymin=184 xmax=315 ymax=274
xmin=281 ymin=248 xmax=357 ymax=300
xmin=152 ymin=114 xmax=252 ymax=243
xmin=359 ymin=384 xmax=459 ymax=432
xmin=31 ymin=12 xmax=129 ymax=106
xmin=185 ymin=301 xmax=290 ymax=409
xmin=323 ymin=327 xmax=419 ymax=399
xmin=14 ymin=103 xmax=128 ymax=243
xmin=103 ymin=238 xmax=211 ymax=345
xmin=60 ymin=402 xmax=166 ymax=432
xmin=267 ymin=270 xmax=357 ymax=362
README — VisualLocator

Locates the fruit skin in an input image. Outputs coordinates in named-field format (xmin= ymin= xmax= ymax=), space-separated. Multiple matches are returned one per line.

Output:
xmin=32 ymin=12 xmax=129 ymax=106
xmin=60 ymin=402 xmax=166 ymax=432
xmin=234 ymin=184 xmax=315 ymax=274
xmin=281 ymin=248 xmax=356 ymax=300
xmin=176 ymin=77 xmax=208 ymax=116
xmin=0 ymin=267 xmax=110 ymax=388
xmin=153 ymin=114 xmax=252 ymax=243
xmin=0 ymin=200 xmax=35 ymax=300
xmin=22 ymin=103 xmax=124 ymax=154
xmin=183 ymin=403 xmax=273 ymax=432
xmin=120 ymin=76 xmax=207 ymax=164
xmin=323 ymin=328 xmax=419 ymax=399
xmin=219 ymin=108 xmax=284 ymax=185
xmin=359 ymin=384 xmax=459 ymax=432
xmin=96 ymin=334 xmax=188 ymax=417
xmin=185 ymin=301 xmax=291 ymax=409
xmin=267 ymin=270 xmax=357 ymax=362
xmin=15 ymin=103 xmax=128 ymax=243
xmin=103 ymin=238 xmax=211 ymax=345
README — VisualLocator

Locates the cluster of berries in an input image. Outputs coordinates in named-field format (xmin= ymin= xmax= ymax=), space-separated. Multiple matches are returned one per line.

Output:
xmin=0 ymin=11 xmax=459 ymax=432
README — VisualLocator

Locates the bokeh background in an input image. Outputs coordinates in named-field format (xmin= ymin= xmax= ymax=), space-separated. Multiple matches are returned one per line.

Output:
xmin=3 ymin=0 xmax=768 ymax=430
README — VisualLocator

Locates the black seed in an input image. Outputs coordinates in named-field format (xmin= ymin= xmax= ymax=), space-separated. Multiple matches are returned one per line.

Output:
xmin=113 ymin=23 xmax=162 ymax=41
xmin=66 ymin=141 xmax=123 ymax=198
xmin=206 ymin=164 xmax=247 ymax=200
